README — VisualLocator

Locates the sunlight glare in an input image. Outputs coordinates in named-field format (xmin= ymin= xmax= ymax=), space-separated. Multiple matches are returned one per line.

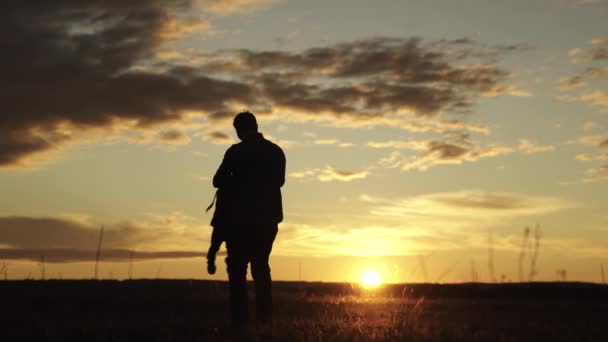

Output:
xmin=361 ymin=270 xmax=381 ymax=288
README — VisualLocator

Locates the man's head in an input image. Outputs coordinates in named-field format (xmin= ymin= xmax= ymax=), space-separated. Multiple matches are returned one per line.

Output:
xmin=233 ymin=111 xmax=258 ymax=141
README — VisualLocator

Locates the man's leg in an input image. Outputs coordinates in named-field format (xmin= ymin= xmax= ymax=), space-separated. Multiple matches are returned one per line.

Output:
xmin=250 ymin=224 xmax=277 ymax=323
xmin=226 ymin=236 xmax=249 ymax=326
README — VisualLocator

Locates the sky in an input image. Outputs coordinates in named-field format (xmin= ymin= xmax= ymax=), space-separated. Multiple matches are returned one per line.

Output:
xmin=0 ymin=0 xmax=607 ymax=283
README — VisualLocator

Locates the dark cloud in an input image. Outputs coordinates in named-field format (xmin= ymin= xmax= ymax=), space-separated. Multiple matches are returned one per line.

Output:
xmin=0 ymin=248 xmax=207 ymax=263
xmin=433 ymin=192 xmax=533 ymax=210
xmin=159 ymin=129 xmax=191 ymax=144
xmin=1 ymin=0 xmax=254 ymax=167
xmin=561 ymin=39 xmax=608 ymax=110
xmin=560 ymin=67 xmax=608 ymax=90
xmin=203 ymin=38 xmax=517 ymax=120
xmin=1 ymin=1 xmax=522 ymax=167
xmin=364 ymin=190 xmax=572 ymax=220
xmin=0 ymin=216 xmax=152 ymax=250
xmin=209 ymin=131 xmax=230 ymax=140
xmin=202 ymin=130 xmax=234 ymax=144
xmin=567 ymin=37 xmax=608 ymax=62
xmin=591 ymin=47 xmax=608 ymax=60
xmin=376 ymin=135 xmax=513 ymax=171
xmin=0 ymin=215 xmax=210 ymax=263
xmin=427 ymin=142 xmax=469 ymax=160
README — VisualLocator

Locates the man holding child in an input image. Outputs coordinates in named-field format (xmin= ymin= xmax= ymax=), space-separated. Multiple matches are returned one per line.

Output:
xmin=208 ymin=111 xmax=286 ymax=327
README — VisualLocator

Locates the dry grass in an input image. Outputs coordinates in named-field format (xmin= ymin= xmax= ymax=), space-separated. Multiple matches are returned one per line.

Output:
xmin=1 ymin=280 xmax=607 ymax=341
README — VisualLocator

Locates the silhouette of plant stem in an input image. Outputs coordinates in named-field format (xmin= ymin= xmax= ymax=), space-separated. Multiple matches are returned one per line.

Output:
xmin=128 ymin=250 xmax=134 ymax=280
xmin=39 ymin=255 xmax=46 ymax=280
xmin=94 ymin=225 xmax=104 ymax=280
xmin=435 ymin=260 xmax=460 ymax=283
xmin=418 ymin=255 xmax=428 ymax=283
xmin=528 ymin=224 xmax=541 ymax=282
xmin=518 ymin=226 xmax=530 ymax=282
xmin=488 ymin=232 xmax=497 ymax=283
xmin=0 ymin=262 xmax=7 ymax=280
xmin=470 ymin=259 xmax=479 ymax=282
xmin=556 ymin=269 xmax=568 ymax=281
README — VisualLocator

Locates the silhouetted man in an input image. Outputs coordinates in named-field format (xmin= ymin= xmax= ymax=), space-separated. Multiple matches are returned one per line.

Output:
xmin=213 ymin=111 xmax=285 ymax=326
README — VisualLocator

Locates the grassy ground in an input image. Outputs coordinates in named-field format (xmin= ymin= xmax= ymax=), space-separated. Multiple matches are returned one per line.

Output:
xmin=1 ymin=280 xmax=608 ymax=341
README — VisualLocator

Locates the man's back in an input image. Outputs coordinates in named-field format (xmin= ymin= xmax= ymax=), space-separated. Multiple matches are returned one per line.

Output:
xmin=213 ymin=132 xmax=285 ymax=225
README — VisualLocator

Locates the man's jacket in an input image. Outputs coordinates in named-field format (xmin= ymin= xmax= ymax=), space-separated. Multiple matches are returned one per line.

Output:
xmin=213 ymin=133 xmax=285 ymax=226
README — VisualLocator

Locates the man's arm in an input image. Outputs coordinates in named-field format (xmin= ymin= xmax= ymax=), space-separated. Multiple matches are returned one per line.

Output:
xmin=213 ymin=146 xmax=235 ymax=189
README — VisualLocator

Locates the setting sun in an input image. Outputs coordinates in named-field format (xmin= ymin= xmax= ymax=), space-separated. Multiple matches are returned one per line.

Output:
xmin=361 ymin=270 xmax=382 ymax=288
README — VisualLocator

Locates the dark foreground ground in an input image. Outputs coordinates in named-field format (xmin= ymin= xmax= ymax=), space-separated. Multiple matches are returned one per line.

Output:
xmin=1 ymin=280 xmax=608 ymax=341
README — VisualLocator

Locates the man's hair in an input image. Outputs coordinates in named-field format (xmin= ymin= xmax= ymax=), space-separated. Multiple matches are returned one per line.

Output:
xmin=233 ymin=111 xmax=258 ymax=131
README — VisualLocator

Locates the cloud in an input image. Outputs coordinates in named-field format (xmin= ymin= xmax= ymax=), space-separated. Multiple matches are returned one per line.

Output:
xmin=1 ymin=1 xmax=523 ymax=168
xmin=374 ymin=134 xmax=513 ymax=171
xmin=363 ymin=190 xmax=573 ymax=219
xmin=289 ymin=166 xmax=370 ymax=182
xmin=518 ymin=139 xmax=556 ymax=154
xmin=560 ymin=67 xmax=608 ymax=90
xmin=403 ymin=143 xmax=513 ymax=171
xmin=318 ymin=166 xmax=369 ymax=182
xmin=196 ymin=0 xmax=280 ymax=14
xmin=202 ymin=38 xmax=522 ymax=121
xmin=0 ymin=214 xmax=210 ymax=263
xmin=582 ymin=164 xmax=608 ymax=183
xmin=368 ymin=140 xmax=428 ymax=150
xmin=576 ymin=134 xmax=608 ymax=146
xmin=287 ymin=138 xmax=352 ymax=147
xmin=203 ymin=130 xmax=234 ymax=144
xmin=288 ymin=169 xmax=318 ymax=179
xmin=0 ymin=248 xmax=205 ymax=263
xmin=271 ymin=190 xmax=573 ymax=258
xmin=560 ymin=39 xmax=608 ymax=110
xmin=569 ymin=132 xmax=608 ymax=183
xmin=159 ymin=130 xmax=192 ymax=145
xmin=578 ymin=91 xmax=608 ymax=107
xmin=576 ymin=153 xmax=608 ymax=161
xmin=0 ymin=0 xmax=254 ymax=168
xmin=272 ymin=222 xmax=461 ymax=257
xmin=569 ymin=37 xmax=608 ymax=63
xmin=568 ymin=48 xmax=582 ymax=57
xmin=583 ymin=121 xmax=604 ymax=131
xmin=590 ymin=38 xmax=608 ymax=61
xmin=313 ymin=139 xmax=339 ymax=145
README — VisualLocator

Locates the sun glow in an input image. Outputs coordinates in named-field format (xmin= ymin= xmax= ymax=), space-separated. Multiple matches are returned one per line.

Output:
xmin=361 ymin=270 xmax=381 ymax=288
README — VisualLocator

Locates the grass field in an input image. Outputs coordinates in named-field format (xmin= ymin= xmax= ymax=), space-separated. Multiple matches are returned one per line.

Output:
xmin=1 ymin=280 xmax=608 ymax=341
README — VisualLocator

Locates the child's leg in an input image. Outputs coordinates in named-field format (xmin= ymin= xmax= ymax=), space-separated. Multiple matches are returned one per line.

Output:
xmin=207 ymin=227 xmax=224 ymax=274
